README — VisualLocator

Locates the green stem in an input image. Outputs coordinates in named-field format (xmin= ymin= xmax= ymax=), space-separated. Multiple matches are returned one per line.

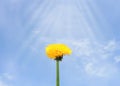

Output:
xmin=56 ymin=60 xmax=60 ymax=86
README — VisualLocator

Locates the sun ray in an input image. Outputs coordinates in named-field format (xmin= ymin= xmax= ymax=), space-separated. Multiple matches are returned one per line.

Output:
xmin=31 ymin=0 xmax=98 ymax=50
xmin=18 ymin=0 xmax=57 ymax=54
xmin=18 ymin=0 xmax=115 ymax=59
xmin=85 ymin=0 xmax=114 ymax=38
xmin=75 ymin=0 xmax=102 ymax=39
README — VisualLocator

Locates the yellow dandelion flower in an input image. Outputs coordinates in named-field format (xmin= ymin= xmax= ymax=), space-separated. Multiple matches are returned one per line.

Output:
xmin=45 ymin=44 xmax=72 ymax=86
xmin=45 ymin=44 xmax=72 ymax=60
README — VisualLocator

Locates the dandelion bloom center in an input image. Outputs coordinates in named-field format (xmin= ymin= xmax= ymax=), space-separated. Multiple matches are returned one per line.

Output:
xmin=45 ymin=44 xmax=72 ymax=60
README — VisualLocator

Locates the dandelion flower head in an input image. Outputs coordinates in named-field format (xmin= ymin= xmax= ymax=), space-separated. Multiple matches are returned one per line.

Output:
xmin=45 ymin=44 xmax=72 ymax=60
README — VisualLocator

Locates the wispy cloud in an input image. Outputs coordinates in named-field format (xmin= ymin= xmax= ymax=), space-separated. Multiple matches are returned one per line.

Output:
xmin=114 ymin=56 xmax=120 ymax=63
xmin=84 ymin=62 xmax=117 ymax=77
xmin=0 ymin=80 xmax=8 ymax=86
xmin=2 ymin=73 xmax=15 ymax=81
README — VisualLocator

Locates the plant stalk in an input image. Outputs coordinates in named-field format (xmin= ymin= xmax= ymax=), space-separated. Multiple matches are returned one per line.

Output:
xmin=56 ymin=60 xmax=60 ymax=86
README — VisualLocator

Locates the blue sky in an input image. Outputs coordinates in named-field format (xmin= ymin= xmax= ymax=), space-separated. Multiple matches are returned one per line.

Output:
xmin=0 ymin=0 xmax=120 ymax=86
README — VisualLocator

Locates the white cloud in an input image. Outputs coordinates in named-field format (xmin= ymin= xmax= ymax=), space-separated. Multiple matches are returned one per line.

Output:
xmin=114 ymin=56 xmax=120 ymax=63
xmin=32 ymin=30 xmax=41 ymax=35
xmin=3 ymin=73 xmax=14 ymax=81
xmin=84 ymin=63 xmax=95 ymax=75
xmin=71 ymin=39 xmax=119 ymax=77
xmin=0 ymin=73 xmax=15 ymax=86
xmin=103 ymin=40 xmax=117 ymax=52
xmin=84 ymin=62 xmax=117 ymax=77
xmin=0 ymin=80 xmax=8 ymax=86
